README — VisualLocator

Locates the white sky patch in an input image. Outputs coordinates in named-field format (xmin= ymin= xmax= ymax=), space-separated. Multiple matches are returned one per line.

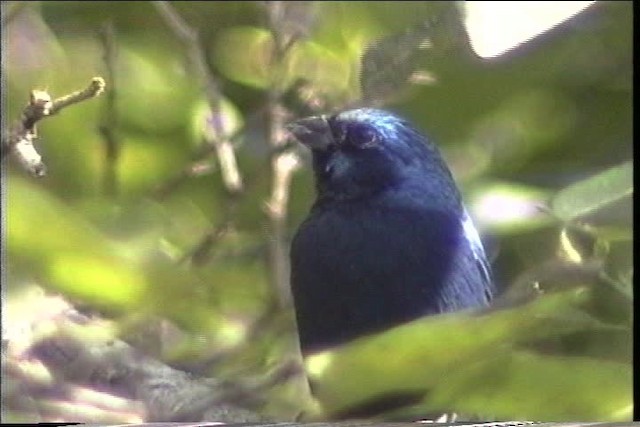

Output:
xmin=463 ymin=1 xmax=597 ymax=58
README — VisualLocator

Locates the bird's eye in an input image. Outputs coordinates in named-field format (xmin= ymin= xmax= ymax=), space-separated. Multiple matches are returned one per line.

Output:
xmin=346 ymin=125 xmax=378 ymax=149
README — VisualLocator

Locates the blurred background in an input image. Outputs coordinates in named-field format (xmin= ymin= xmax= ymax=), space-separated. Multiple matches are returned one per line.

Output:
xmin=2 ymin=1 xmax=632 ymax=423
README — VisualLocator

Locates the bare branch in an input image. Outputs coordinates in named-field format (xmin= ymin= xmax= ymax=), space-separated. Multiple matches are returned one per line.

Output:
xmin=262 ymin=2 xmax=304 ymax=309
xmin=49 ymin=77 xmax=106 ymax=114
xmin=152 ymin=0 xmax=243 ymax=195
xmin=2 ymin=77 xmax=106 ymax=176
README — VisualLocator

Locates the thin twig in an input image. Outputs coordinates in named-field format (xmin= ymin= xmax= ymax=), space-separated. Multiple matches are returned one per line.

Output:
xmin=49 ymin=78 xmax=106 ymax=114
xmin=263 ymin=1 xmax=302 ymax=309
xmin=261 ymin=3 xmax=314 ymax=407
xmin=2 ymin=77 xmax=106 ymax=176
xmin=151 ymin=106 xmax=267 ymax=201
xmin=98 ymin=21 xmax=120 ymax=198
xmin=152 ymin=159 xmax=217 ymax=201
xmin=179 ymin=221 xmax=232 ymax=266
xmin=152 ymin=0 xmax=243 ymax=195
xmin=152 ymin=1 xmax=247 ymax=268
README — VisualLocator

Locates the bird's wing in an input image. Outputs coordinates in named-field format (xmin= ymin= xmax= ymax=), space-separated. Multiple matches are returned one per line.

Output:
xmin=461 ymin=208 xmax=494 ymax=302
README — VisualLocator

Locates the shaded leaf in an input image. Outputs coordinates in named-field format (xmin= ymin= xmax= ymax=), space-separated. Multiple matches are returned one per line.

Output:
xmin=359 ymin=22 xmax=434 ymax=104
xmin=359 ymin=7 xmax=462 ymax=103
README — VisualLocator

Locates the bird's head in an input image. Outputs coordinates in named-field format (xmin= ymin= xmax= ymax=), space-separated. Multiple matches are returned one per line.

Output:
xmin=286 ymin=108 xmax=455 ymax=202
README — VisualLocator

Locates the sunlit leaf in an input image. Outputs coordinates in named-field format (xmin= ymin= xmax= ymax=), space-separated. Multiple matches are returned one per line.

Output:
xmin=7 ymin=178 xmax=148 ymax=312
xmin=551 ymin=161 xmax=633 ymax=221
xmin=190 ymin=97 xmax=244 ymax=146
xmin=7 ymin=178 xmax=120 ymax=265
xmin=469 ymin=181 xmax=552 ymax=233
xmin=48 ymin=253 xmax=146 ymax=308
xmin=307 ymin=288 xmax=624 ymax=416
xmin=117 ymin=47 xmax=198 ymax=132
xmin=212 ymin=26 xmax=274 ymax=89
xmin=427 ymin=351 xmax=632 ymax=421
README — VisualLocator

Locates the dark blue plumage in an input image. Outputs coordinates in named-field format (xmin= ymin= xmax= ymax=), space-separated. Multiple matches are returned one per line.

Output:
xmin=287 ymin=108 xmax=494 ymax=354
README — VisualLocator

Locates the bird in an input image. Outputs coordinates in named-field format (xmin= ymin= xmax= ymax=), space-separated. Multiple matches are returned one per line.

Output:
xmin=286 ymin=108 xmax=495 ymax=356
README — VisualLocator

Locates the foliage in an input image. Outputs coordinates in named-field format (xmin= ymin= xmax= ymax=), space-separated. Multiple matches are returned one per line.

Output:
xmin=3 ymin=1 xmax=632 ymax=423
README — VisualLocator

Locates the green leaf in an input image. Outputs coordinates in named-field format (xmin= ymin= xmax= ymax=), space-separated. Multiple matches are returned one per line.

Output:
xmin=286 ymin=40 xmax=353 ymax=98
xmin=212 ymin=27 xmax=274 ymax=89
xmin=360 ymin=22 xmax=434 ymax=103
xmin=551 ymin=161 xmax=633 ymax=221
xmin=428 ymin=351 xmax=632 ymax=421
xmin=7 ymin=178 xmax=148 ymax=311
xmin=306 ymin=289 xmax=625 ymax=417
xmin=190 ymin=97 xmax=244 ymax=147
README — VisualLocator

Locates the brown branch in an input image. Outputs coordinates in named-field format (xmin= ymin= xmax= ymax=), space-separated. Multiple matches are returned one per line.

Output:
xmin=178 ymin=221 xmax=232 ymax=266
xmin=2 ymin=77 xmax=106 ymax=176
xmin=152 ymin=1 xmax=247 ymax=267
xmin=49 ymin=77 xmax=106 ymax=114
xmin=261 ymin=1 xmax=311 ymax=407
xmin=152 ymin=158 xmax=217 ymax=201
xmin=152 ymin=0 xmax=243 ymax=195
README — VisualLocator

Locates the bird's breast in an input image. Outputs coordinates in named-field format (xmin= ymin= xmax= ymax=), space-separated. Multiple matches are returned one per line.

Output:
xmin=290 ymin=199 xmax=487 ymax=352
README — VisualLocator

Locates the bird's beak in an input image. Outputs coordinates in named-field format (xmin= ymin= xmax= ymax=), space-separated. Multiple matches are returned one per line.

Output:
xmin=285 ymin=115 xmax=334 ymax=151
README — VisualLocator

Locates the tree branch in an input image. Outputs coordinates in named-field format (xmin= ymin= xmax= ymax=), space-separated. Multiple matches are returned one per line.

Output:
xmin=263 ymin=1 xmax=303 ymax=310
xmin=152 ymin=0 xmax=243 ymax=195
xmin=2 ymin=77 xmax=106 ymax=176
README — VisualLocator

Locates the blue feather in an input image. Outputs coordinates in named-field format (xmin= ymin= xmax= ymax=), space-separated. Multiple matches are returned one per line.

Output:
xmin=288 ymin=108 xmax=494 ymax=353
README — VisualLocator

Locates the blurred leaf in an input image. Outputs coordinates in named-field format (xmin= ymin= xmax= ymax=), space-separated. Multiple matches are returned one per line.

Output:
xmin=117 ymin=47 xmax=198 ymax=132
xmin=602 ymin=273 xmax=633 ymax=302
xmin=589 ymin=225 xmax=633 ymax=242
xmin=286 ymin=40 xmax=354 ymax=102
xmin=3 ymin=2 xmax=632 ymax=423
xmin=116 ymin=135 xmax=190 ymax=195
xmin=427 ymin=350 xmax=632 ymax=421
xmin=212 ymin=26 xmax=274 ymax=89
xmin=307 ymin=288 xmax=625 ymax=416
xmin=359 ymin=5 xmax=463 ymax=104
xmin=359 ymin=21 xmax=434 ymax=103
xmin=8 ymin=178 xmax=119 ymax=265
xmin=48 ymin=253 xmax=146 ymax=308
xmin=551 ymin=161 xmax=633 ymax=221
xmin=7 ymin=178 xmax=148 ymax=311
xmin=469 ymin=181 xmax=552 ymax=233
xmin=190 ymin=97 xmax=244 ymax=146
